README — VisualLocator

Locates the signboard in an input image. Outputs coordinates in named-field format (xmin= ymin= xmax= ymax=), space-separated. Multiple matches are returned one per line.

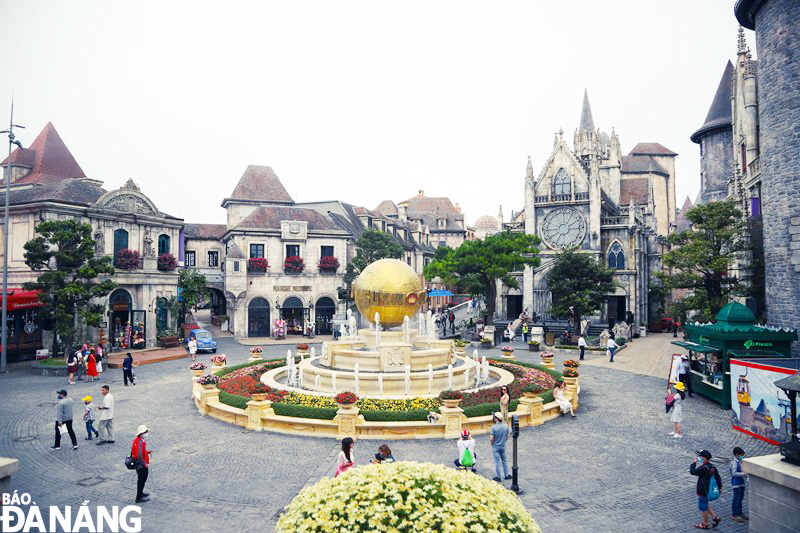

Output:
xmin=743 ymin=339 xmax=773 ymax=349
xmin=668 ymin=354 xmax=683 ymax=386
xmin=730 ymin=359 xmax=798 ymax=445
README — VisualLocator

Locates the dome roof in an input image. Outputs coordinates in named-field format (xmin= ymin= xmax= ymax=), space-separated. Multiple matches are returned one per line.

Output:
xmin=715 ymin=302 xmax=756 ymax=325
xmin=474 ymin=215 xmax=500 ymax=229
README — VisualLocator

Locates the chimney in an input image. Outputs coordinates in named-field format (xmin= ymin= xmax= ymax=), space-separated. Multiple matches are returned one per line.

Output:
xmin=455 ymin=202 xmax=461 ymax=213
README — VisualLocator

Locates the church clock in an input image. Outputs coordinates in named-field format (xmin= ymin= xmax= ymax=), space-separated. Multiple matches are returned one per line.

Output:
xmin=540 ymin=207 xmax=586 ymax=250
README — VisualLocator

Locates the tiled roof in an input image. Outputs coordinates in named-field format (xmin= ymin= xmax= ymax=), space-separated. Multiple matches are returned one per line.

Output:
xmin=400 ymin=191 xmax=464 ymax=232
xmin=675 ymin=196 xmax=694 ymax=232
xmin=227 ymin=243 xmax=245 ymax=259
xmin=184 ymin=223 xmax=227 ymax=239
xmin=619 ymin=178 xmax=649 ymax=205
xmin=225 ymin=165 xmax=293 ymax=205
xmin=621 ymin=155 xmax=670 ymax=176
xmin=628 ymin=143 xmax=677 ymax=157
xmin=236 ymin=206 xmax=340 ymax=231
xmin=690 ymin=61 xmax=734 ymax=143
xmin=1 ymin=122 xmax=87 ymax=186
xmin=0 ymin=179 xmax=104 ymax=207
xmin=374 ymin=200 xmax=398 ymax=216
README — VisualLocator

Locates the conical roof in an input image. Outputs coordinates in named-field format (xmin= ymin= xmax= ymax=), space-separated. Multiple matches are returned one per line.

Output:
xmin=579 ymin=89 xmax=595 ymax=132
xmin=690 ymin=62 xmax=734 ymax=143
xmin=715 ymin=302 xmax=756 ymax=325
xmin=1 ymin=122 xmax=86 ymax=186
xmin=223 ymin=165 xmax=293 ymax=206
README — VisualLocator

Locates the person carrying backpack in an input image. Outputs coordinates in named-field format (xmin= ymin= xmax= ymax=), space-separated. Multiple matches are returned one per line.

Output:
xmin=454 ymin=429 xmax=476 ymax=472
xmin=690 ymin=449 xmax=722 ymax=529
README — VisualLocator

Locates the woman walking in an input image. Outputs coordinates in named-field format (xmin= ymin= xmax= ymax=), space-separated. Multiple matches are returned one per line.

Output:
xmin=336 ymin=437 xmax=355 ymax=477
xmin=670 ymin=382 xmax=685 ymax=438
xmin=499 ymin=386 xmax=510 ymax=425
xmin=86 ymin=350 xmax=99 ymax=383
xmin=554 ymin=380 xmax=576 ymax=418
xmin=66 ymin=351 xmax=78 ymax=385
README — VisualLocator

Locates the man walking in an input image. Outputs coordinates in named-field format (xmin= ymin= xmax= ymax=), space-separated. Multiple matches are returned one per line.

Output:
xmin=122 ymin=352 xmax=136 ymax=386
xmin=690 ymin=449 xmax=723 ymax=529
xmin=131 ymin=425 xmax=152 ymax=503
xmin=448 ymin=310 xmax=455 ymax=334
xmin=96 ymin=385 xmax=115 ymax=444
xmin=51 ymin=389 xmax=78 ymax=451
xmin=606 ymin=336 xmax=619 ymax=363
xmin=578 ymin=335 xmax=587 ymax=360
xmin=489 ymin=412 xmax=511 ymax=483
xmin=678 ymin=355 xmax=693 ymax=397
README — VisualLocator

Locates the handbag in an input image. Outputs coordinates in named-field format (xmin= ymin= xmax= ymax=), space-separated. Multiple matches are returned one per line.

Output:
xmin=665 ymin=392 xmax=675 ymax=413
xmin=335 ymin=461 xmax=353 ymax=477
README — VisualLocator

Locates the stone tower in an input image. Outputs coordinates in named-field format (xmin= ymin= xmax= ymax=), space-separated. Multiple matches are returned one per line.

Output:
xmin=736 ymin=0 xmax=800 ymax=349
xmin=690 ymin=61 xmax=734 ymax=205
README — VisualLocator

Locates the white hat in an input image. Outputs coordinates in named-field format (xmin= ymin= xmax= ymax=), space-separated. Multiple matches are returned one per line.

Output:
xmin=136 ymin=424 xmax=149 ymax=435
xmin=493 ymin=412 xmax=504 ymax=422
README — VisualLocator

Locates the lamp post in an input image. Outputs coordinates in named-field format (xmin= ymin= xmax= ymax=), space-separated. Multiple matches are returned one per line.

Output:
xmin=0 ymin=102 xmax=24 ymax=373
xmin=510 ymin=414 xmax=523 ymax=494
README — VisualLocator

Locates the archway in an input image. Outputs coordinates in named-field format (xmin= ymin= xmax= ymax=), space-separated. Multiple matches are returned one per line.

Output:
xmin=155 ymin=297 xmax=169 ymax=334
xmin=315 ymin=297 xmax=336 ymax=335
xmin=281 ymin=297 xmax=307 ymax=335
xmin=248 ymin=298 xmax=270 ymax=337
xmin=109 ymin=289 xmax=133 ymax=348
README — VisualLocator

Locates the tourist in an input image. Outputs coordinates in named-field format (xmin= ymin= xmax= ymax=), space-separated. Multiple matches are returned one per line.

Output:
xmin=730 ymin=447 xmax=747 ymax=523
xmin=690 ymin=449 xmax=722 ymax=529
xmin=504 ymin=324 xmax=515 ymax=342
xmin=499 ymin=386 xmax=510 ymax=425
xmin=578 ymin=335 xmax=587 ymax=360
xmin=82 ymin=395 xmax=99 ymax=440
xmin=448 ymin=310 xmax=455 ymax=334
xmin=670 ymin=382 xmax=685 ymax=438
xmin=606 ymin=336 xmax=619 ymax=362
xmin=86 ymin=349 xmax=99 ymax=383
xmin=122 ymin=352 xmax=136 ymax=386
xmin=454 ymin=429 xmax=477 ymax=472
xmin=561 ymin=330 xmax=570 ymax=345
xmin=489 ymin=412 xmax=511 ymax=482
xmin=188 ymin=336 xmax=198 ymax=361
xmin=678 ymin=355 xmax=694 ymax=397
xmin=51 ymin=389 xmax=78 ymax=451
xmin=75 ymin=349 xmax=86 ymax=382
xmin=554 ymin=380 xmax=575 ymax=418
xmin=336 ymin=437 xmax=355 ymax=476
xmin=371 ymin=444 xmax=395 ymax=464
xmin=95 ymin=344 xmax=104 ymax=374
xmin=521 ymin=323 xmax=529 ymax=343
xmin=66 ymin=351 xmax=78 ymax=385
xmin=96 ymin=385 xmax=115 ymax=444
xmin=131 ymin=425 xmax=152 ymax=503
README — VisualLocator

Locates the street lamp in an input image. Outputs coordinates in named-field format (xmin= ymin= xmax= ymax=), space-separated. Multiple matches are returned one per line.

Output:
xmin=0 ymin=102 xmax=24 ymax=373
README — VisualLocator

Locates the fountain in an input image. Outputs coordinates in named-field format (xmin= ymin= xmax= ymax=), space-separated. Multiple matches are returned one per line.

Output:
xmin=354 ymin=363 xmax=360 ymax=395
xmin=315 ymin=374 xmax=321 ymax=389
xmin=428 ymin=363 xmax=433 ymax=394
xmin=378 ymin=373 xmax=384 ymax=396
xmin=447 ymin=364 xmax=453 ymax=390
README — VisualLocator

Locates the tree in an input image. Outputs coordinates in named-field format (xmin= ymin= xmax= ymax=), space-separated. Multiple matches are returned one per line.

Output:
xmin=178 ymin=269 xmax=208 ymax=316
xmin=22 ymin=219 xmax=116 ymax=355
xmin=658 ymin=200 xmax=750 ymax=321
xmin=424 ymin=231 xmax=541 ymax=323
xmin=546 ymin=249 xmax=616 ymax=334
xmin=343 ymin=229 xmax=404 ymax=288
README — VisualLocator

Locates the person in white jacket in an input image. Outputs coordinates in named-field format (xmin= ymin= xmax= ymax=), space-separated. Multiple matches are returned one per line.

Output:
xmin=454 ymin=429 xmax=477 ymax=472
xmin=607 ymin=337 xmax=619 ymax=362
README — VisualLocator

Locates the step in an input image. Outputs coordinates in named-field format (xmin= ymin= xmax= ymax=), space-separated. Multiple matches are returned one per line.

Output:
xmin=106 ymin=348 xmax=188 ymax=368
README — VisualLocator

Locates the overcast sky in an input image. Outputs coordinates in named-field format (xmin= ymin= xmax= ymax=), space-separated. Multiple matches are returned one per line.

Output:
xmin=1 ymin=1 xmax=750 ymax=226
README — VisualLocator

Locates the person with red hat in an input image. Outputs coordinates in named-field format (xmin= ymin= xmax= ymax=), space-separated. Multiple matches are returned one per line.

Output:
xmin=454 ymin=429 xmax=476 ymax=472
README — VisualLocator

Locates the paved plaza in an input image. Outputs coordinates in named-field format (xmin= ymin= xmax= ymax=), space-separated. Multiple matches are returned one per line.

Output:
xmin=0 ymin=333 xmax=776 ymax=532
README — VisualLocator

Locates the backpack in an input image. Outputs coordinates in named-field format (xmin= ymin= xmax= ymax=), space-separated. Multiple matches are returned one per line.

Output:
xmin=460 ymin=446 xmax=475 ymax=467
xmin=707 ymin=466 xmax=721 ymax=501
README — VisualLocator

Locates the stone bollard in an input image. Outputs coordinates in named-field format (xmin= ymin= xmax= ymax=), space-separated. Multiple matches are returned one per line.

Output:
xmin=245 ymin=399 xmax=275 ymax=431
xmin=562 ymin=377 xmax=579 ymax=408
xmin=518 ymin=395 xmax=544 ymax=426
xmin=439 ymin=404 xmax=465 ymax=438
xmin=334 ymin=404 xmax=360 ymax=438
xmin=198 ymin=386 xmax=220 ymax=415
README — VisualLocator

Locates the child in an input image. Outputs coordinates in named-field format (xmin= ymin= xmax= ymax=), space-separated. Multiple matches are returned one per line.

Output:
xmin=730 ymin=447 xmax=747 ymax=523
xmin=82 ymin=396 xmax=99 ymax=440
xmin=372 ymin=444 xmax=395 ymax=464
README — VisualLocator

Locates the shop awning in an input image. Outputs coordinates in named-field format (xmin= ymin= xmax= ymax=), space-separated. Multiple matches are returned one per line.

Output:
xmin=428 ymin=290 xmax=454 ymax=297
xmin=3 ymin=289 xmax=45 ymax=311
xmin=672 ymin=341 xmax=718 ymax=353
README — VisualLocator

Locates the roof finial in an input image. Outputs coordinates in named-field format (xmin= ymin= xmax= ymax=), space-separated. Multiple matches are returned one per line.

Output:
xmin=737 ymin=26 xmax=747 ymax=54
xmin=579 ymin=89 xmax=595 ymax=132
xmin=525 ymin=156 xmax=533 ymax=179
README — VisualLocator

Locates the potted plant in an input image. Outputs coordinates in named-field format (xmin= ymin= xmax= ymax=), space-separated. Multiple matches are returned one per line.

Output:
xmin=521 ymin=381 xmax=545 ymax=398
xmin=284 ymin=255 xmax=305 ymax=274
xmin=318 ymin=256 xmax=340 ymax=273
xmin=251 ymin=383 xmax=271 ymax=402
xmin=562 ymin=367 xmax=579 ymax=378
xmin=563 ymin=360 xmax=580 ymax=368
xmin=453 ymin=339 xmax=468 ymax=353
xmin=528 ymin=340 xmax=540 ymax=352
xmin=190 ymin=361 xmax=208 ymax=377
xmin=438 ymin=389 xmax=464 ymax=408
xmin=157 ymin=252 xmax=178 ymax=271
xmin=500 ymin=345 xmax=515 ymax=358
xmin=210 ymin=354 xmax=227 ymax=367
xmin=248 ymin=346 xmax=263 ymax=360
xmin=115 ymin=248 xmax=141 ymax=270
xmin=296 ymin=343 xmax=309 ymax=355
xmin=335 ymin=391 xmax=358 ymax=409
xmin=196 ymin=374 xmax=220 ymax=390
xmin=540 ymin=352 xmax=554 ymax=361
xmin=247 ymin=257 xmax=269 ymax=273
xmin=480 ymin=338 xmax=492 ymax=348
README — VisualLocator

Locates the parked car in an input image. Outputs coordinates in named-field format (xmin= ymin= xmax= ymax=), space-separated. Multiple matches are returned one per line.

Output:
xmin=188 ymin=328 xmax=217 ymax=353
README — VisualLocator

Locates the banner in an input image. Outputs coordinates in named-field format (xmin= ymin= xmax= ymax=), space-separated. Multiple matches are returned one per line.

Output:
xmin=730 ymin=359 xmax=798 ymax=445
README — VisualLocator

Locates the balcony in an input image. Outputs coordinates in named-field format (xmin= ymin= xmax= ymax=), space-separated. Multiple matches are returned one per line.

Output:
xmin=602 ymin=216 xmax=629 ymax=226
xmin=747 ymin=156 xmax=761 ymax=181
xmin=535 ymin=192 xmax=589 ymax=204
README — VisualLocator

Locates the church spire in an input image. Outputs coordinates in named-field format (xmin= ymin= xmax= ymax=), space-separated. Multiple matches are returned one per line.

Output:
xmin=525 ymin=156 xmax=533 ymax=179
xmin=579 ymin=88 xmax=595 ymax=132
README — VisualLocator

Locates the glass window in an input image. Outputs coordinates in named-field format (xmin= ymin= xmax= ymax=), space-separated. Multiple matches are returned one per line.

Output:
xmin=286 ymin=244 xmax=300 ymax=258
xmin=321 ymin=246 xmax=334 ymax=258
xmin=233 ymin=261 xmax=239 ymax=272
xmin=158 ymin=234 xmax=170 ymax=255
xmin=250 ymin=244 xmax=264 ymax=258
xmin=208 ymin=251 xmax=219 ymax=267
xmin=185 ymin=251 xmax=196 ymax=267
xmin=607 ymin=242 xmax=625 ymax=270
xmin=113 ymin=229 xmax=129 ymax=263
xmin=553 ymin=168 xmax=571 ymax=195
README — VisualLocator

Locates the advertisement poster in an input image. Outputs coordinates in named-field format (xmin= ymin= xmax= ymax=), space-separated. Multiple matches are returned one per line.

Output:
xmin=730 ymin=359 xmax=798 ymax=445
xmin=668 ymin=354 xmax=683 ymax=385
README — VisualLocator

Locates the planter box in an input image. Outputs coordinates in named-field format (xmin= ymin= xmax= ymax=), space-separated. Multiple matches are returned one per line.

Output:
xmin=158 ymin=336 xmax=179 ymax=348
xmin=528 ymin=344 xmax=540 ymax=352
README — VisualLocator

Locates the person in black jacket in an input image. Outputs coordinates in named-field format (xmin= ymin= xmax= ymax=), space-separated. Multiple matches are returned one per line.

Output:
xmin=690 ymin=449 xmax=722 ymax=529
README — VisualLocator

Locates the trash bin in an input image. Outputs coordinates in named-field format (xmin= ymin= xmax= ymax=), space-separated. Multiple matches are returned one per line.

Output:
xmin=639 ymin=326 xmax=647 ymax=337
xmin=545 ymin=332 xmax=555 ymax=346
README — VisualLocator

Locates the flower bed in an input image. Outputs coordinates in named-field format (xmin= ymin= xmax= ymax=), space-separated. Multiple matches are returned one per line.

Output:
xmin=277 ymin=461 xmax=540 ymax=533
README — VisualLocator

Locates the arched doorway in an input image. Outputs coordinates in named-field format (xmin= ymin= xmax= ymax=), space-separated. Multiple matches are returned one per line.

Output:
xmin=208 ymin=288 xmax=227 ymax=317
xmin=281 ymin=297 xmax=307 ymax=335
xmin=155 ymin=297 xmax=169 ymax=334
xmin=109 ymin=289 xmax=132 ymax=349
xmin=248 ymin=298 xmax=270 ymax=337
xmin=315 ymin=297 xmax=336 ymax=335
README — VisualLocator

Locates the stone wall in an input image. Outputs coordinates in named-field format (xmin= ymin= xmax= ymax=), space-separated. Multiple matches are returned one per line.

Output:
xmin=699 ymin=128 xmax=733 ymax=204
xmin=753 ymin=0 xmax=800 ymax=353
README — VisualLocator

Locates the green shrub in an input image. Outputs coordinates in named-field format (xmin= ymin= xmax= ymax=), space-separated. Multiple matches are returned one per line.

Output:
xmin=218 ymin=391 xmax=249 ymax=410
xmin=462 ymin=400 xmax=520 ymax=418
xmin=38 ymin=358 xmax=66 ymax=367
xmin=617 ymin=337 xmax=627 ymax=346
xmin=272 ymin=403 xmax=338 ymax=420
xmin=361 ymin=409 xmax=433 ymax=422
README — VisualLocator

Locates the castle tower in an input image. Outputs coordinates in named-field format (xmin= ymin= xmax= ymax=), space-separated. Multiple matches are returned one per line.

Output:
xmin=736 ymin=0 xmax=800 ymax=349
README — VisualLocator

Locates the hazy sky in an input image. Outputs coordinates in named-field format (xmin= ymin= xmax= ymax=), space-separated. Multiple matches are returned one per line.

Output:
xmin=1 ymin=1 xmax=750 ymax=226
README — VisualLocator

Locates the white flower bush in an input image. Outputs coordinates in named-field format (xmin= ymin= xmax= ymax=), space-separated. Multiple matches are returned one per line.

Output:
xmin=277 ymin=461 xmax=540 ymax=532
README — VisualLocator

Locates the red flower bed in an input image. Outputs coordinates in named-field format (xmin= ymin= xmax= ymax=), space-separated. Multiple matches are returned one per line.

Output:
xmin=218 ymin=361 xmax=288 ymax=400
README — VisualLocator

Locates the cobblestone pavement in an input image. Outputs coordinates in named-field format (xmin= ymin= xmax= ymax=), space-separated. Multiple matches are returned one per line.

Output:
xmin=0 ymin=335 xmax=776 ymax=532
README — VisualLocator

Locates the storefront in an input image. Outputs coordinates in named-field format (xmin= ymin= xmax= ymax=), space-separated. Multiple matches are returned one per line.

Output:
xmin=2 ymin=289 xmax=45 ymax=361
xmin=109 ymin=289 xmax=147 ymax=351
xmin=280 ymin=297 xmax=308 ymax=336
xmin=314 ymin=297 xmax=336 ymax=335
xmin=673 ymin=302 xmax=797 ymax=409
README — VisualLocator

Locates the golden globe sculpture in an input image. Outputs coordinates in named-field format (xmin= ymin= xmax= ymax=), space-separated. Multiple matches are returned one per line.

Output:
xmin=352 ymin=258 xmax=426 ymax=327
